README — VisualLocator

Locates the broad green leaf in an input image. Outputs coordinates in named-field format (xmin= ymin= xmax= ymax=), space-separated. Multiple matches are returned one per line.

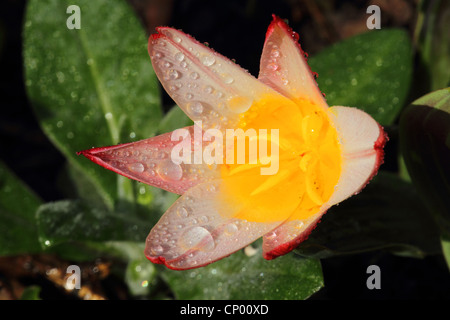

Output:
xmin=0 ymin=160 xmax=42 ymax=255
xmin=158 ymin=105 xmax=193 ymax=134
xmin=414 ymin=0 xmax=450 ymax=90
xmin=36 ymin=200 xmax=154 ymax=248
xmin=162 ymin=243 xmax=323 ymax=300
xmin=309 ymin=29 xmax=412 ymax=125
xmin=399 ymin=87 xmax=450 ymax=267
xmin=23 ymin=0 xmax=162 ymax=209
xmin=295 ymin=172 xmax=442 ymax=259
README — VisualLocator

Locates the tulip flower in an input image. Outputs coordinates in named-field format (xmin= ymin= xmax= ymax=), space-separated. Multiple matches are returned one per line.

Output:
xmin=78 ymin=15 xmax=386 ymax=270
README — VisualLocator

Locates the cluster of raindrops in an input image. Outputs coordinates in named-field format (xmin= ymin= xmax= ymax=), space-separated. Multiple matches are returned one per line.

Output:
xmin=95 ymin=134 xmax=221 ymax=194
xmin=150 ymin=29 xmax=259 ymax=131
xmin=264 ymin=220 xmax=305 ymax=245
xmin=145 ymin=182 xmax=266 ymax=269
xmin=262 ymin=42 xmax=290 ymax=86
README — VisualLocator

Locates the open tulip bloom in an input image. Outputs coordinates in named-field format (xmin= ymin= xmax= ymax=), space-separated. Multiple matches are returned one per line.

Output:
xmin=78 ymin=16 xmax=386 ymax=270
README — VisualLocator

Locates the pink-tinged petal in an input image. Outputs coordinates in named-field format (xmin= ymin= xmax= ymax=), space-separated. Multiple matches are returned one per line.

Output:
xmin=258 ymin=15 xmax=328 ymax=109
xmin=77 ymin=126 xmax=220 ymax=195
xmin=145 ymin=180 xmax=283 ymax=270
xmin=326 ymin=106 xmax=387 ymax=206
xmin=262 ymin=106 xmax=386 ymax=260
xmin=262 ymin=209 xmax=326 ymax=260
xmin=148 ymin=26 xmax=292 ymax=130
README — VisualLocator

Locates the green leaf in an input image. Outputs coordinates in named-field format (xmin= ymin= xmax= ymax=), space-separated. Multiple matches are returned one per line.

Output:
xmin=414 ymin=0 xmax=450 ymax=90
xmin=162 ymin=243 xmax=323 ymax=300
xmin=0 ymin=160 xmax=42 ymax=255
xmin=125 ymin=256 xmax=157 ymax=296
xmin=20 ymin=286 xmax=42 ymax=300
xmin=36 ymin=200 xmax=154 ymax=249
xmin=295 ymin=172 xmax=442 ymax=259
xmin=399 ymin=87 xmax=450 ymax=267
xmin=158 ymin=105 xmax=193 ymax=134
xmin=309 ymin=29 xmax=413 ymax=125
xmin=23 ymin=0 xmax=162 ymax=209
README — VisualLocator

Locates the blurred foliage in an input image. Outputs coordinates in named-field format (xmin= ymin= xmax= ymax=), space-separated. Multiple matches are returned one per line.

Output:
xmin=0 ymin=0 xmax=447 ymax=300
xmin=399 ymin=88 xmax=450 ymax=268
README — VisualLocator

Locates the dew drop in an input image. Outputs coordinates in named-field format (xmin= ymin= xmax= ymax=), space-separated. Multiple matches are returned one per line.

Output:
xmin=186 ymin=93 xmax=194 ymax=100
xmin=267 ymin=63 xmax=279 ymax=71
xmin=188 ymin=102 xmax=204 ymax=115
xmin=228 ymin=96 xmax=252 ymax=113
xmin=222 ymin=74 xmax=234 ymax=84
xmin=270 ymin=49 xmax=280 ymax=58
xmin=175 ymin=52 xmax=185 ymax=62
xmin=265 ymin=231 xmax=277 ymax=240
xmin=168 ymin=69 xmax=180 ymax=80
xmin=203 ymin=85 xmax=213 ymax=94
xmin=129 ymin=162 xmax=145 ymax=173
xmin=224 ymin=223 xmax=238 ymax=235
xmin=190 ymin=72 xmax=200 ymax=80
xmin=179 ymin=227 xmax=215 ymax=252
xmin=157 ymin=160 xmax=183 ymax=181
xmin=151 ymin=245 xmax=164 ymax=255
xmin=201 ymin=55 xmax=216 ymax=66
xmin=177 ymin=206 xmax=189 ymax=218
xmin=173 ymin=35 xmax=182 ymax=43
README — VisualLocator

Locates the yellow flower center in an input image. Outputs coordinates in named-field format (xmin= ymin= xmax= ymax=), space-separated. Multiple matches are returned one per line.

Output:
xmin=219 ymin=94 xmax=342 ymax=223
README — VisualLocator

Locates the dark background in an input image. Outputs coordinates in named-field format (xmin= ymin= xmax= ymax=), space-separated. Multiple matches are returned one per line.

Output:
xmin=1 ymin=0 xmax=449 ymax=299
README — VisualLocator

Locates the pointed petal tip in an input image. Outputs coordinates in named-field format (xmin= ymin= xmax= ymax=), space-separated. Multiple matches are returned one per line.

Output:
xmin=262 ymin=217 xmax=323 ymax=260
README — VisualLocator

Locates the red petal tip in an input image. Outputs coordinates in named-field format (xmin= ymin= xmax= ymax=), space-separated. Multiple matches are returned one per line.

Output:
xmin=263 ymin=217 xmax=322 ymax=260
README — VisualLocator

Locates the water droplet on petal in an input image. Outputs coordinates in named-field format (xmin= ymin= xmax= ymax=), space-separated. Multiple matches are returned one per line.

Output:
xmin=270 ymin=49 xmax=280 ymax=58
xmin=265 ymin=231 xmax=277 ymax=240
xmin=222 ymin=74 xmax=234 ymax=84
xmin=157 ymin=160 xmax=183 ymax=181
xmin=177 ymin=206 xmax=190 ymax=218
xmin=203 ymin=85 xmax=213 ymax=94
xmin=188 ymin=102 xmax=203 ymax=115
xmin=201 ymin=55 xmax=215 ymax=66
xmin=224 ymin=223 xmax=238 ymax=235
xmin=227 ymin=96 xmax=252 ymax=113
xmin=129 ymin=162 xmax=145 ymax=173
xmin=179 ymin=227 xmax=215 ymax=252
xmin=151 ymin=245 xmax=164 ymax=255
xmin=267 ymin=63 xmax=279 ymax=71
xmin=190 ymin=72 xmax=200 ymax=80
xmin=168 ymin=69 xmax=180 ymax=80
xmin=175 ymin=52 xmax=185 ymax=62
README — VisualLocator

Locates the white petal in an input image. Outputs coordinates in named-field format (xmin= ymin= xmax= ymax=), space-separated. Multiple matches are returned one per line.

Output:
xmin=262 ymin=209 xmax=325 ymax=260
xmin=326 ymin=106 xmax=386 ymax=205
xmin=262 ymin=106 xmax=386 ymax=259
xmin=145 ymin=180 xmax=282 ymax=270
xmin=258 ymin=15 xmax=328 ymax=109
xmin=149 ymin=27 xmax=290 ymax=131
xmin=78 ymin=126 xmax=220 ymax=195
